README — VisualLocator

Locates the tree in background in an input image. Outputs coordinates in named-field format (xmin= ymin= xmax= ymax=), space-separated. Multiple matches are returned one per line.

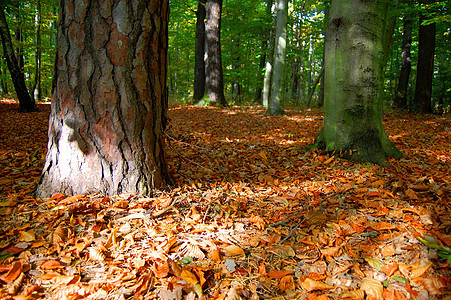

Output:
xmin=205 ymin=0 xmax=227 ymax=106
xmin=413 ymin=1 xmax=436 ymax=113
xmin=0 ymin=2 xmax=37 ymax=112
xmin=266 ymin=0 xmax=288 ymax=115
xmin=36 ymin=0 xmax=171 ymax=197
xmin=193 ymin=0 xmax=206 ymax=102
xmin=394 ymin=14 xmax=412 ymax=109
xmin=313 ymin=0 xmax=402 ymax=165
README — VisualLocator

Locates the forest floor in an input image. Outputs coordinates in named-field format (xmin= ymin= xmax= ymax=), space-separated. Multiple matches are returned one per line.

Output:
xmin=0 ymin=99 xmax=450 ymax=300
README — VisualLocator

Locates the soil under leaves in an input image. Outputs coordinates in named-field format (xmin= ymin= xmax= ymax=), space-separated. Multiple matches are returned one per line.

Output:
xmin=0 ymin=99 xmax=450 ymax=299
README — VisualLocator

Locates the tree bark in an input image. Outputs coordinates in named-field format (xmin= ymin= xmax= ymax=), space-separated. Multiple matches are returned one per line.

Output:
xmin=36 ymin=0 xmax=170 ymax=198
xmin=205 ymin=0 xmax=227 ymax=106
xmin=266 ymin=0 xmax=287 ymax=116
xmin=413 ymin=12 xmax=435 ymax=113
xmin=193 ymin=0 xmax=206 ymax=102
xmin=0 ymin=3 xmax=37 ymax=112
xmin=394 ymin=16 xmax=412 ymax=109
xmin=313 ymin=0 xmax=402 ymax=165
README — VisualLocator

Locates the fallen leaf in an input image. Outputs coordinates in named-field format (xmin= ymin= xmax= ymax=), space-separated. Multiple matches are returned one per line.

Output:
xmin=361 ymin=278 xmax=383 ymax=300
xmin=223 ymin=244 xmax=245 ymax=256
xmin=181 ymin=270 xmax=198 ymax=285
xmin=300 ymin=278 xmax=335 ymax=292
xmin=279 ymin=275 xmax=295 ymax=291
xmin=0 ymin=261 xmax=22 ymax=283
xmin=40 ymin=260 xmax=64 ymax=270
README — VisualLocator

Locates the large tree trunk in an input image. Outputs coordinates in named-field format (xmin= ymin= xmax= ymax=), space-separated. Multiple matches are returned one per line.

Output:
xmin=205 ymin=0 xmax=227 ymax=106
xmin=313 ymin=0 xmax=402 ymax=165
xmin=0 ymin=3 xmax=37 ymax=112
xmin=266 ymin=0 xmax=287 ymax=116
xmin=413 ymin=12 xmax=435 ymax=113
xmin=394 ymin=16 xmax=412 ymax=109
xmin=193 ymin=0 xmax=206 ymax=102
xmin=35 ymin=0 xmax=170 ymax=198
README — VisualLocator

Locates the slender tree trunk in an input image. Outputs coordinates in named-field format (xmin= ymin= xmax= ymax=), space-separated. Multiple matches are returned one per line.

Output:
xmin=266 ymin=0 xmax=288 ymax=116
xmin=313 ymin=0 xmax=402 ymax=165
xmin=394 ymin=16 xmax=412 ymax=109
xmin=413 ymin=12 xmax=435 ymax=113
xmin=193 ymin=0 xmax=206 ymax=102
xmin=32 ymin=0 xmax=42 ymax=102
xmin=36 ymin=0 xmax=170 ymax=197
xmin=255 ymin=0 xmax=273 ymax=103
xmin=0 ymin=3 xmax=37 ymax=112
xmin=0 ymin=52 xmax=7 ymax=94
xmin=231 ymin=38 xmax=241 ymax=103
xmin=306 ymin=68 xmax=324 ymax=107
xmin=205 ymin=0 xmax=227 ymax=106
xmin=317 ymin=1 xmax=329 ymax=108
xmin=262 ymin=36 xmax=274 ymax=108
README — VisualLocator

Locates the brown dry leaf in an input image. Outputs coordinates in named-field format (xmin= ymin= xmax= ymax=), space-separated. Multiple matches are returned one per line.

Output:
xmin=58 ymin=194 xmax=83 ymax=205
xmin=7 ymin=272 xmax=25 ymax=295
xmin=223 ymin=244 xmax=244 ymax=256
xmin=409 ymin=184 xmax=429 ymax=191
xmin=341 ymin=289 xmax=365 ymax=300
xmin=279 ymin=275 xmax=295 ymax=291
xmin=153 ymin=260 xmax=169 ymax=278
xmin=372 ymin=222 xmax=396 ymax=231
xmin=380 ymin=263 xmax=398 ymax=277
xmin=52 ymin=223 xmax=66 ymax=245
xmin=360 ymin=278 xmax=383 ymax=300
xmin=40 ymin=260 xmax=64 ymax=270
xmin=18 ymin=230 xmax=35 ymax=242
xmin=414 ymin=276 xmax=445 ymax=296
xmin=1 ymin=261 xmax=22 ymax=283
xmin=181 ymin=270 xmax=198 ymax=285
xmin=249 ymin=214 xmax=265 ymax=229
xmin=405 ymin=189 xmax=418 ymax=200
xmin=321 ymin=246 xmax=340 ymax=257
xmin=300 ymin=278 xmax=335 ymax=292
xmin=181 ymin=243 xmax=205 ymax=260
xmin=210 ymin=244 xmax=221 ymax=263
xmin=52 ymin=275 xmax=81 ymax=285
xmin=88 ymin=247 xmax=105 ymax=262
xmin=410 ymin=261 xmax=433 ymax=279
xmin=267 ymin=270 xmax=293 ymax=280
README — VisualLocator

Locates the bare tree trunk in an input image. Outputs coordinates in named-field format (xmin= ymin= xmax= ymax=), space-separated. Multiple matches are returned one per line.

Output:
xmin=266 ymin=0 xmax=287 ymax=116
xmin=413 ymin=9 xmax=435 ymax=113
xmin=36 ymin=0 xmax=170 ymax=197
xmin=394 ymin=16 xmax=412 ymax=109
xmin=32 ymin=0 xmax=42 ymax=102
xmin=193 ymin=0 xmax=206 ymax=102
xmin=0 ymin=3 xmax=36 ymax=112
xmin=205 ymin=0 xmax=227 ymax=106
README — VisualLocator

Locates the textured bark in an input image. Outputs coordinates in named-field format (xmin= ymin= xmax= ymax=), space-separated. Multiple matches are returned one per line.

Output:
xmin=313 ymin=0 xmax=402 ymax=165
xmin=193 ymin=0 xmax=206 ymax=102
xmin=36 ymin=0 xmax=170 ymax=198
xmin=413 ymin=14 xmax=435 ymax=113
xmin=266 ymin=0 xmax=287 ymax=116
xmin=394 ymin=16 xmax=412 ymax=109
xmin=205 ymin=0 xmax=227 ymax=106
xmin=0 ymin=3 xmax=37 ymax=112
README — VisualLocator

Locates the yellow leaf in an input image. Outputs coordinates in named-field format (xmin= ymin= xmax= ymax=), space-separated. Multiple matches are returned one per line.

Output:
xmin=224 ymin=244 xmax=245 ymax=256
xmin=341 ymin=289 xmax=365 ymax=300
xmin=324 ymin=155 xmax=335 ymax=165
xmin=279 ymin=275 xmax=295 ymax=291
xmin=18 ymin=230 xmax=35 ymax=242
xmin=300 ymin=278 xmax=335 ymax=292
xmin=267 ymin=270 xmax=293 ymax=280
xmin=410 ymin=260 xmax=432 ymax=279
xmin=181 ymin=270 xmax=198 ymax=285
xmin=361 ymin=278 xmax=383 ymax=300
xmin=258 ymin=152 xmax=267 ymax=160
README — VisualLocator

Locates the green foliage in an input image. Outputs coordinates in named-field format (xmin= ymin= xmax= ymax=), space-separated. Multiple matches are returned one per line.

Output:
xmin=0 ymin=0 xmax=58 ymax=99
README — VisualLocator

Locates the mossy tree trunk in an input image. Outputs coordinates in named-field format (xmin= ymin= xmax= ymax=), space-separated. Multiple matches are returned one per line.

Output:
xmin=313 ymin=0 xmax=402 ymax=165
xmin=36 ymin=0 xmax=170 ymax=198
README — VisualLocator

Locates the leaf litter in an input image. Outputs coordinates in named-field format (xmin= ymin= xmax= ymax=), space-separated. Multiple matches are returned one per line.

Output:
xmin=0 ymin=100 xmax=450 ymax=299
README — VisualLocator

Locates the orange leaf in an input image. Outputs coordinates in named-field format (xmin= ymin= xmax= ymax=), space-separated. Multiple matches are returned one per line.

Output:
xmin=153 ymin=260 xmax=169 ymax=278
xmin=341 ymin=289 xmax=365 ymax=300
xmin=40 ymin=260 xmax=64 ymax=270
xmin=1 ymin=261 xmax=22 ymax=283
xmin=52 ymin=274 xmax=80 ymax=285
xmin=373 ymin=222 xmax=396 ymax=231
xmin=224 ymin=244 xmax=244 ymax=256
xmin=181 ymin=270 xmax=198 ymax=285
xmin=49 ymin=193 xmax=66 ymax=202
xmin=380 ymin=263 xmax=398 ymax=277
xmin=18 ymin=230 xmax=35 ymax=242
xmin=279 ymin=275 xmax=295 ymax=291
xmin=360 ymin=278 xmax=383 ymax=300
xmin=300 ymin=278 xmax=335 ymax=292
xmin=267 ymin=270 xmax=293 ymax=280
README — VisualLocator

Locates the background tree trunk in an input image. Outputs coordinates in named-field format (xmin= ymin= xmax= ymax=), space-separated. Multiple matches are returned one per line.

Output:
xmin=32 ymin=0 xmax=42 ymax=102
xmin=36 ymin=0 xmax=170 ymax=197
xmin=0 ymin=3 xmax=36 ymax=112
xmin=394 ymin=16 xmax=412 ymax=109
xmin=205 ymin=0 xmax=227 ymax=106
xmin=193 ymin=0 xmax=206 ymax=102
xmin=266 ymin=0 xmax=287 ymax=116
xmin=313 ymin=0 xmax=402 ymax=165
xmin=413 ymin=12 xmax=435 ymax=113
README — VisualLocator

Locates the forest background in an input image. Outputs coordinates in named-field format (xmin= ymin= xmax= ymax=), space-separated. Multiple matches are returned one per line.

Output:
xmin=0 ymin=0 xmax=449 ymax=112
